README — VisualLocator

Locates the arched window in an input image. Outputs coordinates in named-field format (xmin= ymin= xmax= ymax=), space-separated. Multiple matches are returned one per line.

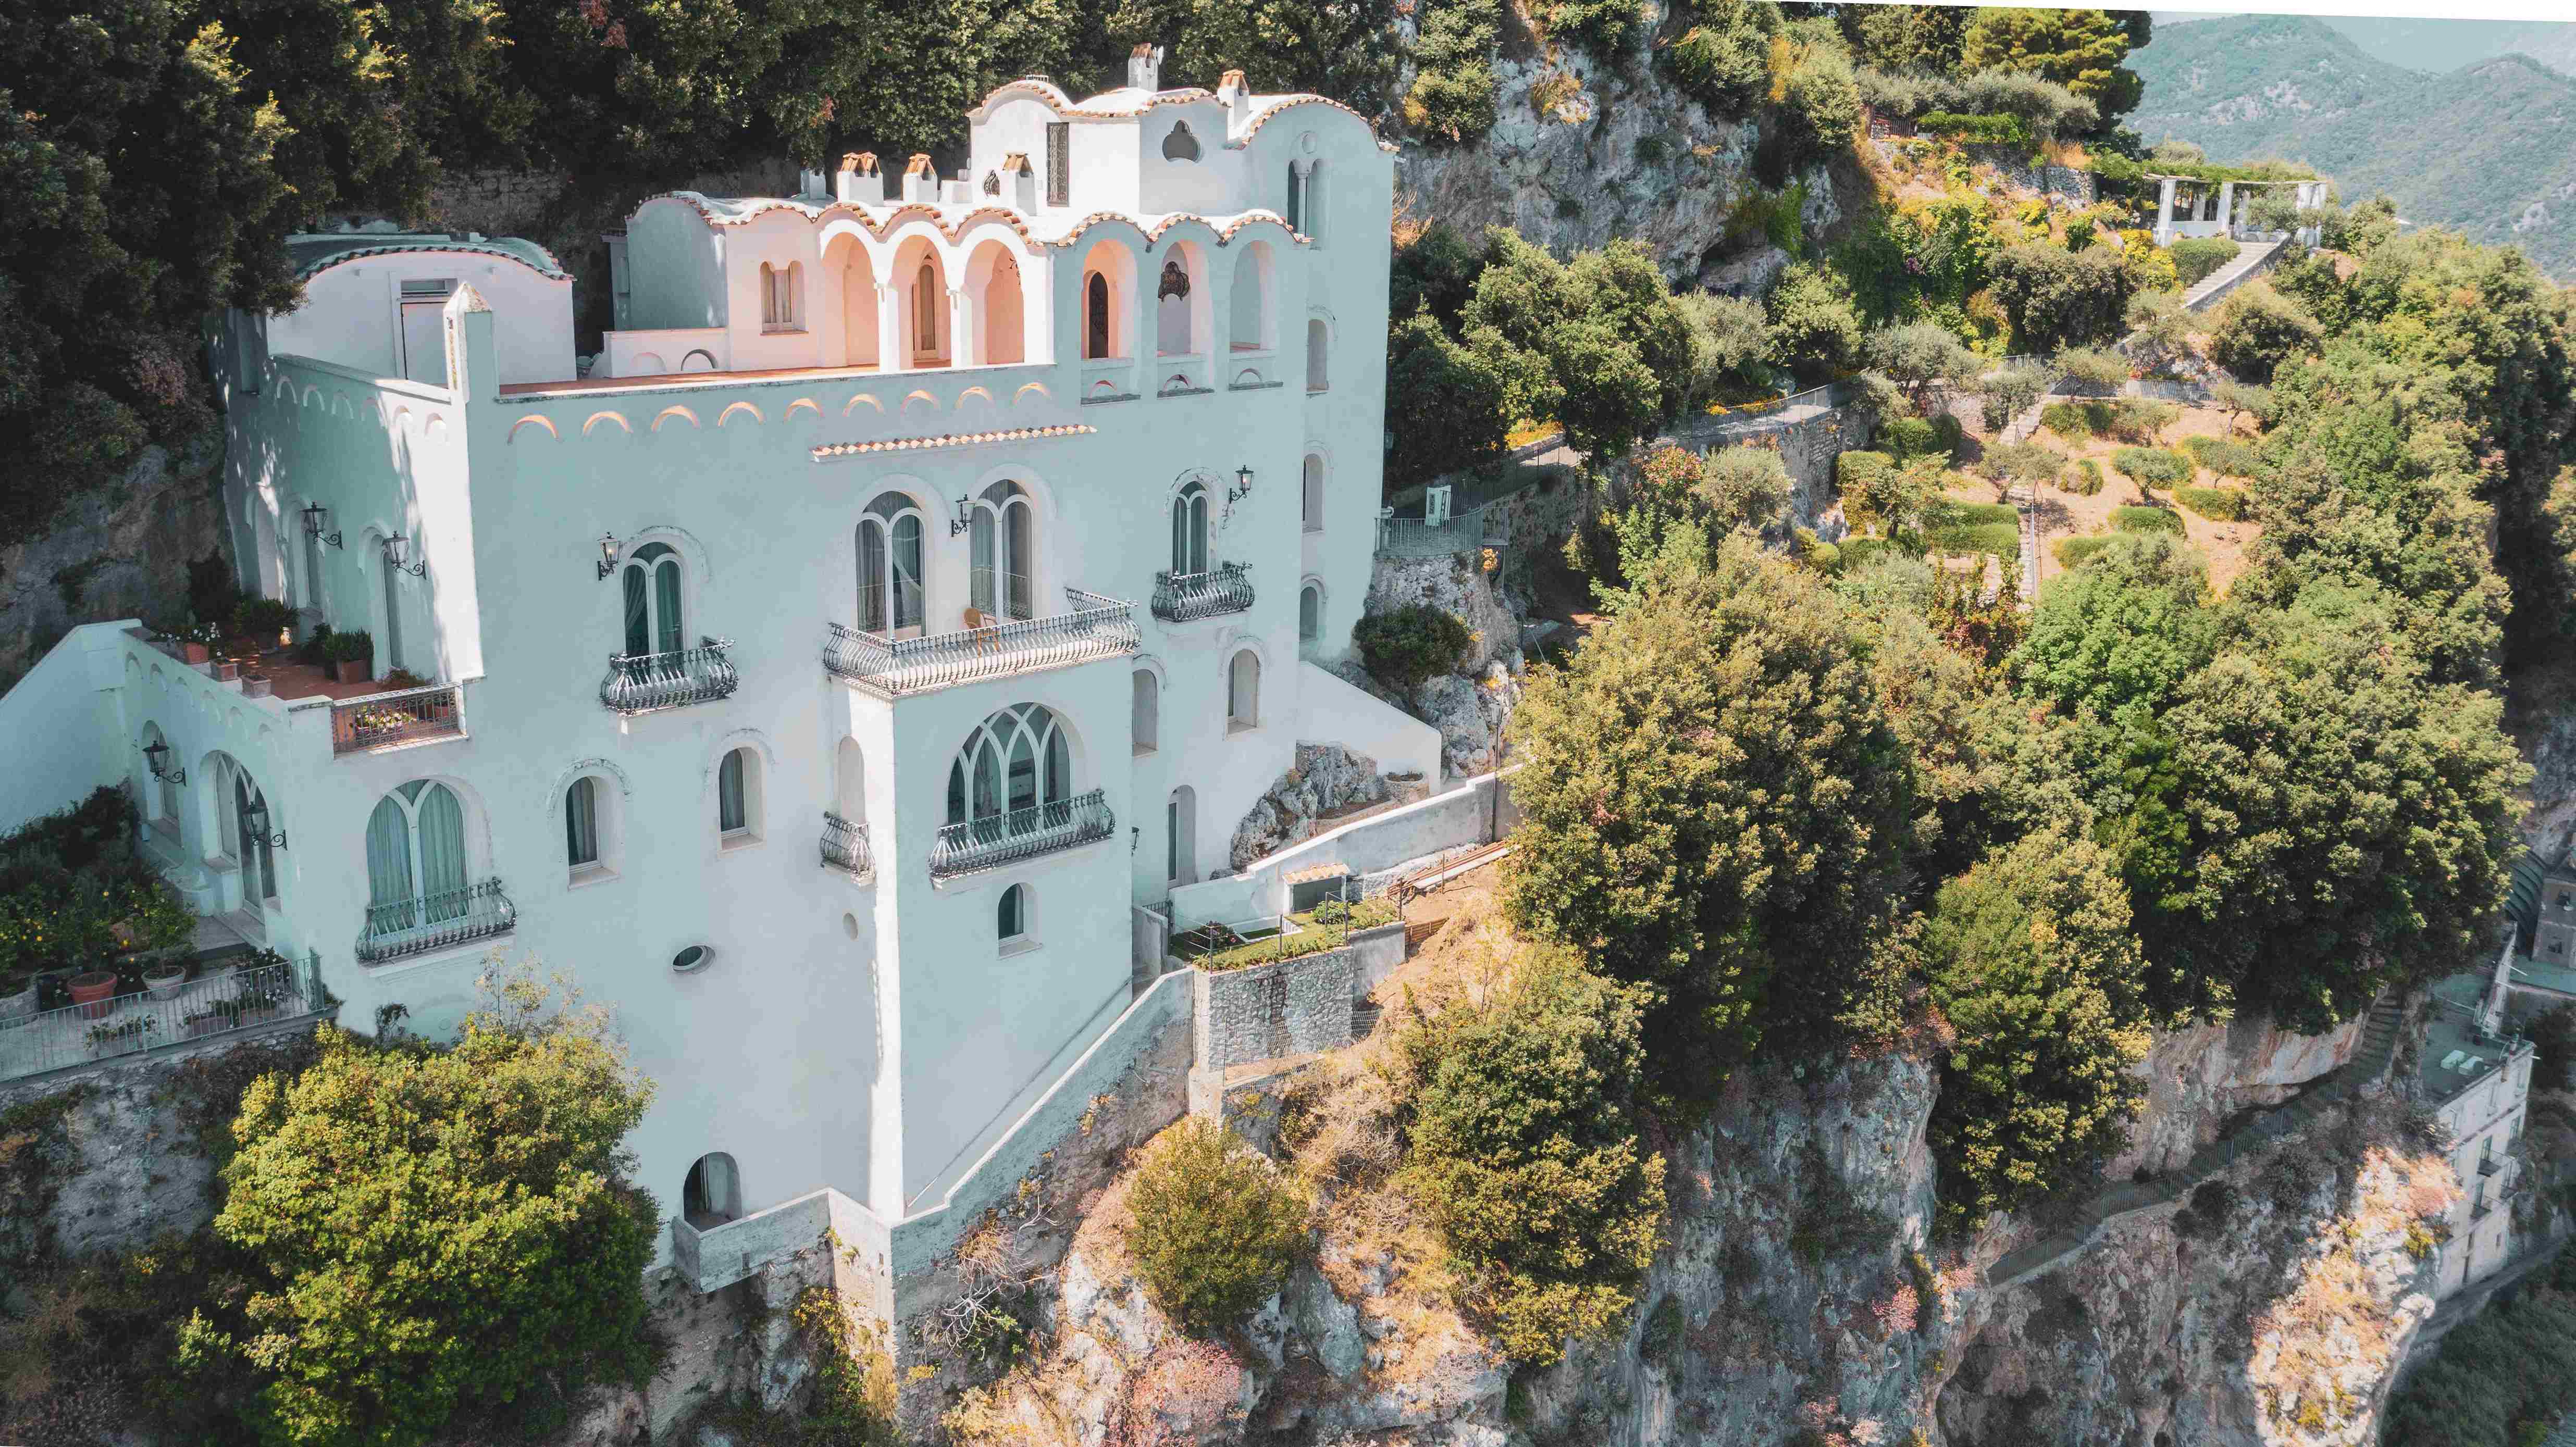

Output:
xmin=1228 ymin=650 xmax=1260 ymax=731
xmin=1306 ymin=317 xmax=1329 ymax=391
xmin=1170 ymin=481 xmax=1208 ymax=576
xmin=683 ymin=1153 xmax=740 ymax=1228
xmin=1229 ymin=244 xmax=1270 ymax=353
xmin=1300 ymin=583 xmax=1322 ymax=642
xmin=828 ymin=235 xmax=878 ymax=368
xmin=1302 ymin=454 xmax=1324 ymax=533
xmin=364 ymin=780 xmax=470 ymax=934
xmin=1284 ymin=163 xmax=1303 ymax=232
xmin=946 ymin=703 xmax=1072 ymax=830
xmin=968 ymin=479 xmax=1035 ymax=621
xmin=221 ymin=756 xmax=278 ymax=911
xmin=998 ymin=883 xmax=1031 ymax=945
xmin=1084 ymin=271 xmax=1112 ymax=360
xmin=1161 ymin=121 xmax=1201 ymax=162
xmin=566 ymin=776 xmax=600 ymax=872
xmin=971 ymin=244 xmax=1024 ymax=365
xmin=1131 ymin=668 xmax=1159 ymax=755
xmin=857 ymin=491 xmax=926 ymax=636
xmin=621 ymin=542 xmax=683 ymax=658
xmin=761 ymin=262 xmax=800 ymax=329
xmin=1167 ymin=784 xmax=1197 ymax=884
xmin=913 ymin=260 xmax=942 ymax=363
xmin=717 ymin=745 xmax=762 ymax=844
xmin=1303 ymin=160 xmax=1325 ymax=240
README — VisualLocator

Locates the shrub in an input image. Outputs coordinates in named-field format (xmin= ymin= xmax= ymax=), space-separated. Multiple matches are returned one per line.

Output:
xmin=1699 ymin=444 xmax=1793 ymax=533
xmin=1765 ymin=264 xmax=1864 ymax=379
xmin=1398 ymin=950 xmax=1666 ymax=1364
xmin=1388 ymin=313 xmax=1510 ymax=490
xmin=1991 ymin=245 xmax=2135 ymax=353
xmin=1880 ymin=417 xmax=1938 ymax=461
xmin=1923 ymin=501 xmax=2019 ymax=556
xmin=2169 ymin=236 xmax=2241 ymax=289
xmin=2181 ymin=433 xmax=2260 ymax=478
xmin=1537 ymin=0 xmax=1644 ymax=55
xmin=2112 ymin=505 xmax=2184 ymax=534
xmin=1406 ymin=0 xmax=1505 ymax=143
xmin=2207 ymin=280 xmax=2322 ymax=384
xmin=1919 ymin=111 xmax=2030 ymax=145
xmin=230 ymin=596 xmax=296 ymax=640
xmin=1929 ymin=411 xmax=1966 ymax=459
xmin=2174 ymin=486 xmax=2247 ymax=522
xmin=1768 ymin=20 xmax=1863 ymax=173
xmin=2055 ymin=346 xmax=2132 ymax=391
xmin=1980 ymin=362 xmax=2056 ymax=432
xmin=324 ymin=628 xmax=375 ymax=663
xmin=2064 ymin=458 xmax=2104 ymax=495
xmin=2039 ymin=400 xmax=2107 ymax=441
xmin=1355 ymin=604 xmax=1471 ymax=693
xmin=2108 ymin=397 xmax=2179 ymax=444
xmin=2055 ymin=534 xmax=2114 ymax=566
xmin=1665 ymin=0 xmax=1779 ymax=114
xmin=2111 ymin=446 xmax=2190 ymax=492
xmin=1126 ymin=1118 xmax=1310 ymax=1335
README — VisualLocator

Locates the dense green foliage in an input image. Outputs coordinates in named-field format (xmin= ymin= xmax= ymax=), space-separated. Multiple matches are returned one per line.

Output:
xmin=1440 ymin=229 xmax=1694 ymax=459
xmin=2167 ymin=236 xmax=2241 ymax=289
xmin=2172 ymin=486 xmax=2246 ymax=522
xmin=1665 ymin=0 xmax=1781 ymax=115
xmin=0 ymin=787 xmax=191 ymax=997
xmin=2383 ymin=1243 xmax=2576 ymax=1446
xmin=1385 ymin=313 xmax=1509 ymax=490
xmin=2110 ymin=446 xmax=2191 ymax=494
xmin=2013 ymin=534 xmax=2214 ymax=719
xmin=1766 ymin=264 xmax=1866 ymax=380
xmin=197 ymin=984 xmax=660 ymax=1446
xmin=1990 ymin=242 xmax=2137 ymax=353
xmin=1405 ymin=0 xmax=1503 ymax=142
xmin=1925 ymin=830 xmax=2152 ymax=1228
xmin=1354 ymin=603 xmax=1472 ymax=694
xmin=1957 ymin=7 xmax=2145 ymax=118
xmin=1395 ymin=948 xmax=1666 ymax=1364
xmin=1124 ymin=1118 xmax=1310 ymax=1336
xmin=2207 ymin=280 xmax=2323 ymax=383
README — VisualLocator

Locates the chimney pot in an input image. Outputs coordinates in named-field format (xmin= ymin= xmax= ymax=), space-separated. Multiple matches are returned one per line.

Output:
xmin=1126 ymin=43 xmax=1164 ymax=92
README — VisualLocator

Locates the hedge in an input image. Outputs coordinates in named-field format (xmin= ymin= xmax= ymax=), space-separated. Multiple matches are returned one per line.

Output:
xmin=2170 ymin=236 xmax=2243 ymax=289
xmin=2111 ymin=446 xmax=2193 ymax=489
xmin=1919 ymin=111 xmax=2032 ymax=147
xmin=2174 ymin=486 xmax=2248 ymax=522
xmin=2040 ymin=400 xmax=2114 ymax=442
xmin=2055 ymin=535 xmax=2116 ymax=566
xmin=2182 ymin=433 xmax=2260 ymax=478
xmin=2113 ymin=505 xmax=2185 ymax=535
xmin=1924 ymin=502 xmax=2020 ymax=557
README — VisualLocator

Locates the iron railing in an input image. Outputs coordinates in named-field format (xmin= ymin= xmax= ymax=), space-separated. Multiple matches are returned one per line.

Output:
xmin=930 ymin=789 xmax=1114 ymax=878
xmin=1376 ymin=506 xmax=1514 ymax=559
xmin=601 ymin=638 xmax=739 ymax=714
xmin=821 ymin=810 xmax=873 ymax=879
xmin=1151 ymin=562 xmax=1255 ymax=623
xmin=355 ymin=878 xmax=516 ymax=963
xmin=822 ymin=588 xmax=1138 ymax=698
xmin=331 ymin=683 xmax=464 ymax=755
xmin=0 ymin=953 xmax=319 ymax=1083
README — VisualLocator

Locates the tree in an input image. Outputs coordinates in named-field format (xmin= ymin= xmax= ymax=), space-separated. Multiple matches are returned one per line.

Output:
xmin=206 ymin=974 xmax=661 ymax=1446
xmin=1926 ymin=829 xmax=2152 ymax=1229
xmin=1840 ymin=3 xmax=1966 ymax=73
xmin=1666 ymin=0 xmax=1782 ymax=114
xmin=1984 ymin=440 xmax=2067 ymax=494
xmin=1959 ymin=6 xmax=2142 ymax=120
xmin=1990 ymin=243 xmax=2136 ymax=353
xmin=1502 ymin=537 xmax=1914 ymax=1093
xmin=1766 ymin=264 xmax=1864 ymax=379
xmin=1672 ymin=291 xmax=1771 ymax=410
xmin=1979 ymin=361 xmax=2057 ymax=432
xmin=2014 ymin=533 xmax=2215 ymax=718
xmin=1697 ymin=444 xmax=1794 ymax=534
xmin=2054 ymin=345 xmax=2133 ymax=391
xmin=1838 ymin=450 xmax=1945 ymax=537
xmin=1391 ymin=221 xmax=1489 ymax=332
xmin=1868 ymin=608 xmax=2085 ymax=885
xmin=1866 ymin=321 xmax=1985 ymax=413
xmin=1125 ymin=1117 xmax=1310 ymax=1335
xmin=1386 ymin=312 xmax=1509 ymax=490
xmin=2209 ymin=379 xmax=2274 ymax=432
xmin=1768 ymin=18 xmax=1863 ymax=173
xmin=1396 ymin=949 xmax=1667 ymax=1364
xmin=2124 ymin=288 xmax=2195 ymax=371
xmin=2208 ymin=280 xmax=2323 ymax=383
xmin=1405 ymin=0 xmax=1502 ymax=142
xmin=1549 ymin=320 xmax=1664 ymax=460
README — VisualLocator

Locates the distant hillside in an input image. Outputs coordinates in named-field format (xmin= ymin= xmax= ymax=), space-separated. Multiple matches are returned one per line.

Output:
xmin=2130 ymin=14 xmax=2576 ymax=280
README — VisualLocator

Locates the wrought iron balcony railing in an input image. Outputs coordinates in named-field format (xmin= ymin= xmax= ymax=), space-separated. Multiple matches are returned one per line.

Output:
xmin=601 ymin=638 xmax=738 ymax=715
xmin=820 ymin=810 xmax=873 ymax=879
xmin=331 ymin=683 xmax=464 ymax=755
xmin=0 ymin=953 xmax=324 ymax=1084
xmin=822 ymin=588 xmax=1138 ymax=699
xmin=1150 ymin=562 xmax=1255 ymax=623
xmin=355 ymin=878 xmax=517 ymax=963
xmin=929 ymin=789 xmax=1114 ymax=879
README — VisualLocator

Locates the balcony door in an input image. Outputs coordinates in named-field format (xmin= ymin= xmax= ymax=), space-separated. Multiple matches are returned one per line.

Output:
xmin=364 ymin=781 xmax=469 ymax=938
xmin=858 ymin=492 xmax=926 ymax=638
xmin=947 ymin=703 xmax=1072 ymax=837
xmin=228 ymin=764 xmax=277 ymax=915
xmin=969 ymin=480 xmax=1035 ymax=621
xmin=622 ymin=543 xmax=684 ymax=658
xmin=1170 ymin=481 xmax=1208 ymax=577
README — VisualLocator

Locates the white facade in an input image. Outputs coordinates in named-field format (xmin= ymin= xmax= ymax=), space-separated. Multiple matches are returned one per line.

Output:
xmin=0 ymin=65 xmax=1433 ymax=1254
xmin=2422 ymin=956 xmax=2537 ymax=1299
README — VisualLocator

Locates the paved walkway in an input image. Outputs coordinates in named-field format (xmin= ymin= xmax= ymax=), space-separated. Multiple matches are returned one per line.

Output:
xmin=2183 ymin=237 xmax=2288 ymax=311
xmin=1983 ymin=993 xmax=2409 ymax=1291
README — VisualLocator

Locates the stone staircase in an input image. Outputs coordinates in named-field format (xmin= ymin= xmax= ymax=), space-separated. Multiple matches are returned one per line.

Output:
xmin=2010 ymin=484 xmax=2039 ymax=603
xmin=2182 ymin=236 xmax=2289 ymax=312
xmin=1983 ymin=994 xmax=2408 ymax=1292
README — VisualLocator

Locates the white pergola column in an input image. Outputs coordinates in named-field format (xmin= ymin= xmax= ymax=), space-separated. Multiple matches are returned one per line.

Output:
xmin=2154 ymin=177 xmax=2177 ymax=246
xmin=2217 ymin=181 xmax=2236 ymax=239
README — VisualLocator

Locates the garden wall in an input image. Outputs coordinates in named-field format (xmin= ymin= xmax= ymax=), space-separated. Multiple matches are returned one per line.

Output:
xmin=1190 ymin=949 xmax=1355 ymax=1072
xmin=1166 ymin=766 xmax=1519 ymax=931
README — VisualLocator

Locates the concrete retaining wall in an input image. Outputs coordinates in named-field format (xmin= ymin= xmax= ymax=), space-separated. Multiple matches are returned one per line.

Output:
xmin=1346 ymin=920 xmax=1408 ymax=997
xmin=1167 ymin=766 xmax=1518 ymax=931
xmin=1192 ymin=949 xmax=1356 ymax=1071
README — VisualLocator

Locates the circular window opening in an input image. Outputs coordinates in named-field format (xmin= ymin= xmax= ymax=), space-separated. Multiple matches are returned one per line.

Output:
xmin=842 ymin=912 xmax=860 ymax=940
xmin=672 ymin=944 xmax=713 ymax=974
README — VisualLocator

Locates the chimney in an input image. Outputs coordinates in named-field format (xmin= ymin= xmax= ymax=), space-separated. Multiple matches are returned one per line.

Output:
xmin=797 ymin=167 xmax=826 ymax=199
xmin=1217 ymin=69 xmax=1253 ymax=135
xmin=836 ymin=153 xmax=884 ymax=205
xmin=1127 ymin=43 xmax=1163 ymax=92
xmin=901 ymin=153 xmax=936 ymax=204
xmin=1001 ymin=152 xmax=1037 ymax=211
xmin=942 ymin=170 xmax=972 ymax=206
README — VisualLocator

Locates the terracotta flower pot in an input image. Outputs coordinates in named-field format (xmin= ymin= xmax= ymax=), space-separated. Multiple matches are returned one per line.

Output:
xmin=331 ymin=656 xmax=373 ymax=685
xmin=68 ymin=969 xmax=119 ymax=1019
xmin=180 ymin=641 xmax=211 ymax=665
xmin=243 ymin=676 xmax=273 ymax=698
xmin=214 ymin=659 xmax=240 ymax=682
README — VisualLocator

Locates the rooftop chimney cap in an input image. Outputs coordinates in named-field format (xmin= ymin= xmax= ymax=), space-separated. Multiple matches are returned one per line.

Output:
xmin=840 ymin=152 xmax=877 ymax=174
xmin=1218 ymin=69 xmax=1246 ymax=93
xmin=1127 ymin=43 xmax=1164 ymax=92
xmin=905 ymin=153 xmax=935 ymax=177
xmin=1001 ymin=152 xmax=1031 ymax=174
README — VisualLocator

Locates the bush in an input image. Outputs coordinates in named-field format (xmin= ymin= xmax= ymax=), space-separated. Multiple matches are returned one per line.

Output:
xmin=2108 ymin=397 xmax=2179 ymax=444
xmin=1388 ymin=313 xmax=1510 ymax=490
xmin=1991 ymin=245 xmax=2135 ymax=353
xmin=2169 ymin=236 xmax=2242 ymax=289
xmin=2113 ymin=505 xmax=2184 ymax=534
xmin=1768 ymin=20 xmax=1863 ymax=173
xmin=2064 ymin=458 xmax=2104 ymax=495
xmin=2174 ymin=486 xmax=2247 ymax=522
xmin=2055 ymin=534 xmax=2115 ymax=566
xmin=2207 ymin=280 xmax=2322 ymax=384
xmin=1985 ymin=440 xmax=2066 ymax=489
xmin=1880 ymin=417 xmax=1937 ymax=461
xmin=1980 ymin=363 xmax=2056 ymax=431
xmin=1355 ymin=604 xmax=1471 ymax=693
xmin=2039 ymin=400 xmax=2109 ymax=441
xmin=1765 ymin=264 xmax=1864 ymax=379
xmin=1126 ymin=1118 xmax=1309 ymax=1335
xmin=2182 ymin=433 xmax=2260 ymax=478
xmin=1537 ymin=0 xmax=1644 ymax=54
xmin=1699 ymin=444 xmax=1793 ymax=533
xmin=230 ymin=596 xmax=296 ymax=640
xmin=1919 ymin=111 xmax=2030 ymax=145
xmin=1923 ymin=500 xmax=2019 ymax=555
xmin=2111 ymin=446 xmax=2191 ymax=492
xmin=2055 ymin=346 xmax=2133 ymax=391
xmin=1665 ymin=0 xmax=1779 ymax=114
xmin=324 ymin=628 xmax=375 ymax=663
xmin=1406 ymin=0 xmax=1505 ymax=142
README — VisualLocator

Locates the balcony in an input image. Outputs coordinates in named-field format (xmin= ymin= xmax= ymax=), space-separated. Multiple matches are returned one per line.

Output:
xmin=930 ymin=789 xmax=1114 ymax=879
xmin=601 ymin=638 xmax=739 ymax=715
xmin=0 ymin=951 xmax=325 ymax=1086
xmin=332 ymin=683 xmax=464 ymax=755
xmin=1151 ymin=563 xmax=1255 ymax=623
xmin=822 ymin=588 xmax=1138 ymax=700
xmin=820 ymin=811 xmax=873 ymax=880
xmin=355 ymin=878 xmax=517 ymax=964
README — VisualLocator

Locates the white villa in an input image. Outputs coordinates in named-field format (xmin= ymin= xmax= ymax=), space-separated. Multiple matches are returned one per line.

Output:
xmin=0 ymin=51 xmax=1438 ymax=1279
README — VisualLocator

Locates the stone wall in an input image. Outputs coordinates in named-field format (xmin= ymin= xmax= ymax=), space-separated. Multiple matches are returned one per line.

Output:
xmin=1191 ymin=951 xmax=1356 ymax=1072
xmin=1668 ymin=402 xmax=1875 ymax=541
xmin=0 ymin=429 xmax=226 ymax=691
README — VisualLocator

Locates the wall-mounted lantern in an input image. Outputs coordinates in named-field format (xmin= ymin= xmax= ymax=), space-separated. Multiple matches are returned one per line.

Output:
xmin=242 ymin=799 xmax=287 ymax=850
xmin=381 ymin=534 xmax=427 ymax=578
xmin=596 ymin=533 xmax=622 ymax=581
xmin=301 ymin=502 xmax=343 ymax=548
xmin=949 ymin=493 xmax=976 ymax=538
xmin=143 ymin=740 xmax=185 ymax=785
xmin=1227 ymin=465 xmax=1255 ymax=506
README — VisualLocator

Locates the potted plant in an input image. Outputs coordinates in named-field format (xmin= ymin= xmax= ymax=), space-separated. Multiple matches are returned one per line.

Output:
xmin=67 ymin=968 xmax=119 ymax=1019
xmin=85 ymin=1016 xmax=157 ymax=1058
xmin=180 ymin=620 xmax=222 ymax=666
xmin=213 ymin=655 xmax=242 ymax=683
xmin=142 ymin=957 xmax=190 ymax=1000
xmin=326 ymin=628 xmax=374 ymax=684
xmin=231 ymin=596 xmax=298 ymax=651
xmin=242 ymin=667 xmax=273 ymax=699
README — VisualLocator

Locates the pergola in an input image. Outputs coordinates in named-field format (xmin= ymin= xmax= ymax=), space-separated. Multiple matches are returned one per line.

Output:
xmin=2149 ymin=174 xmax=2329 ymax=248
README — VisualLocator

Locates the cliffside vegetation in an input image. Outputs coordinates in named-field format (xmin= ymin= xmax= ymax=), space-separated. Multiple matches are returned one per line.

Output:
xmin=2385 ymin=1242 xmax=2576 ymax=1445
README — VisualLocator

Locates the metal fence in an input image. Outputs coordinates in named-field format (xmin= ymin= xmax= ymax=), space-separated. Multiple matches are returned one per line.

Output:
xmin=929 ymin=789 xmax=1114 ymax=878
xmin=0 ymin=952 xmax=319 ymax=1083
xmin=600 ymin=638 xmax=739 ymax=715
xmin=1151 ymin=563 xmax=1256 ymax=623
xmin=1376 ymin=506 xmax=1514 ymax=559
xmin=355 ymin=877 xmax=517 ymax=963
xmin=820 ymin=810 xmax=873 ymax=879
xmin=823 ymin=588 xmax=1138 ymax=698
xmin=331 ymin=683 xmax=464 ymax=755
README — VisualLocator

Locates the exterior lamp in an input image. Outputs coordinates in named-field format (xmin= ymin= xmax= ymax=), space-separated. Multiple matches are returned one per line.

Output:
xmin=243 ymin=799 xmax=287 ymax=850
xmin=301 ymin=502 xmax=343 ymax=548
xmin=381 ymin=534 xmax=427 ymax=578
xmin=949 ymin=493 xmax=975 ymax=538
xmin=596 ymin=532 xmax=622 ymax=581
xmin=143 ymin=740 xmax=185 ymax=785
xmin=1228 ymin=465 xmax=1254 ymax=506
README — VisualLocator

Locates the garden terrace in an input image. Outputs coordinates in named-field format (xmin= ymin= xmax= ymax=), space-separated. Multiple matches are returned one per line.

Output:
xmin=0 ymin=946 xmax=327 ymax=1086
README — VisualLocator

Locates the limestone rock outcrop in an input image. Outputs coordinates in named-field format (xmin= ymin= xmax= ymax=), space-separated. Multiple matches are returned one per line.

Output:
xmin=1229 ymin=743 xmax=1393 ymax=870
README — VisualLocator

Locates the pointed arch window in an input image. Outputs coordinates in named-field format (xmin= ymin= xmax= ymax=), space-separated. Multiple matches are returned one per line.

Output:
xmin=364 ymin=780 xmax=470 ymax=933
xmin=968 ymin=479 xmax=1036 ymax=621
xmin=856 ymin=492 xmax=926 ymax=637
xmin=945 ymin=703 xmax=1073 ymax=829
xmin=622 ymin=542 xmax=683 ymax=657
xmin=1170 ymin=481 xmax=1208 ymax=577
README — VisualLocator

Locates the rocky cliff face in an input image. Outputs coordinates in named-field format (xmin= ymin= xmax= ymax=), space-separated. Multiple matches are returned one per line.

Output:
xmin=0 ymin=429 xmax=224 ymax=689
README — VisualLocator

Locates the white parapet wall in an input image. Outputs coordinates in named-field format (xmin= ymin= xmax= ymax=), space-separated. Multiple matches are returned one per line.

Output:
xmin=1294 ymin=660 xmax=1442 ymax=783
xmin=0 ymin=622 xmax=143 ymax=834
xmin=1168 ymin=764 xmax=1521 ymax=931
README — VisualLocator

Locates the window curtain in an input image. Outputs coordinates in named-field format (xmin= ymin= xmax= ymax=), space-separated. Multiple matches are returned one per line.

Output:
xmin=859 ymin=521 xmax=888 ymax=633
xmin=719 ymin=751 xmax=747 ymax=833
xmin=969 ymin=509 xmax=996 ymax=615
xmin=891 ymin=516 xmax=923 ymax=631
xmin=654 ymin=558 xmax=683 ymax=654
xmin=417 ymin=784 xmax=468 ymax=920
xmin=364 ymin=797 xmax=416 ymax=928
xmin=1005 ymin=502 xmax=1032 ymax=619
xmin=566 ymin=777 xmax=598 ymax=867
xmin=623 ymin=566 xmax=649 ymax=656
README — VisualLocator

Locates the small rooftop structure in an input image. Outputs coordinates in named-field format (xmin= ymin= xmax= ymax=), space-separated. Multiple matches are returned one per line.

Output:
xmin=2420 ymin=966 xmax=2530 ymax=1108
